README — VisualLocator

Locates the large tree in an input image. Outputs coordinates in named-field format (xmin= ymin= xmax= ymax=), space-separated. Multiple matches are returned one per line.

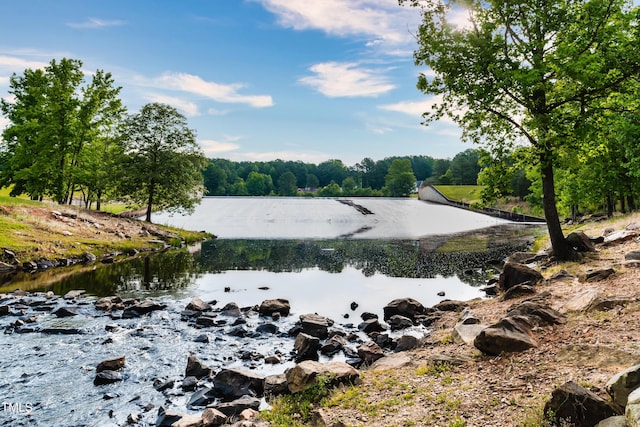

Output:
xmin=117 ymin=103 xmax=207 ymax=222
xmin=401 ymin=0 xmax=640 ymax=259
xmin=385 ymin=158 xmax=417 ymax=197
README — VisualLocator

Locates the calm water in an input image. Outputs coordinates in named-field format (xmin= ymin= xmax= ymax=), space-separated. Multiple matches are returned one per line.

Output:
xmin=0 ymin=197 xmax=543 ymax=426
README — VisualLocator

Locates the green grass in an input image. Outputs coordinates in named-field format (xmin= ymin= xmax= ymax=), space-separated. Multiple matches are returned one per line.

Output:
xmin=435 ymin=185 xmax=484 ymax=204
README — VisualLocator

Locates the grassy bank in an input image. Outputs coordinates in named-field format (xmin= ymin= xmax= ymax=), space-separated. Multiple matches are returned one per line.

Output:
xmin=0 ymin=196 xmax=212 ymax=264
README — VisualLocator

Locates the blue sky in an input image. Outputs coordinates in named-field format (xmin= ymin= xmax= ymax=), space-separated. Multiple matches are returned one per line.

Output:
xmin=0 ymin=0 xmax=466 ymax=166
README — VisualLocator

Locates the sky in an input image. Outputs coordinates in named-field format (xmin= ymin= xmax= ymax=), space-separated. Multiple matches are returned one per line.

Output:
xmin=0 ymin=0 xmax=467 ymax=166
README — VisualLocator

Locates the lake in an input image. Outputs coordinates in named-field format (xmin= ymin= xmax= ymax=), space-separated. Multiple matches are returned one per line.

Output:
xmin=0 ymin=197 xmax=544 ymax=426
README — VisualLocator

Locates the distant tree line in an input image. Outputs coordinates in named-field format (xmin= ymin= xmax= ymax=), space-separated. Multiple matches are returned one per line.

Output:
xmin=203 ymin=149 xmax=487 ymax=197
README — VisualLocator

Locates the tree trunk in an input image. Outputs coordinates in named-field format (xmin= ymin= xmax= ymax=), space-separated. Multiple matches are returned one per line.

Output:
xmin=540 ymin=157 xmax=575 ymax=260
xmin=145 ymin=180 xmax=154 ymax=222
xmin=628 ymin=195 xmax=636 ymax=212
xmin=606 ymin=195 xmax=614 ymax=218
xmin=620 ymin=193 xmax=626 ymax=214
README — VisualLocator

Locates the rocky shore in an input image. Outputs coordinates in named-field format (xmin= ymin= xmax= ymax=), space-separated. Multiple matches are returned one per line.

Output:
xmin=2 ymin=204 xmax=640 ymax=426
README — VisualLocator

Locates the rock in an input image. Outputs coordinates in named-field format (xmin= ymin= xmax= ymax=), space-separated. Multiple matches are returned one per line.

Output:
xmin=566 ymin=288 xmax=603 ymax=312
xmin=299 ymin=313 xmax=334 ymax=339
xmin=93 ymin=370 xmax=122 ymax=386
xmin=255 ymin=323 xmax=278 ymax=335
xmin=453 ymin=322 xmax=488 ymax=346
xmin=0 ymin=305 xmax=9 ymax=316
xmin=154 ymin=379 xmax=174 ymax=392
xmin=387 ymin=315 xmax=414 ymax=331
xmin=603 ymin=230 xmax=639 ymax=245
xmin=501 ymin=283 xmax=536 ymax=300
xmin=383 ymin=298 xmax=427 ymax=321
xmin=122 ymin=299 xmax=166 ymax=318
xmin=506 ymin=301 xmax=566 ymax=326
xmin=357 ymin=341 xmax=384 ymax=365
xmin=96 ymin=356 xmax=125 ymax=373
xmin=212 ymin=368 xmax=264 ymax=399
xmin=258 ymin=298 xmax=290 ymax=317
xmin=264 ymin=373 xmax=288 ymax=396
xmin=358 ymin=318 xmax=387 ymax=334
xmin=264 ymin=355 xmax=281 ymax=364
xmin=201 ymin=407 xmax=228 ymax=426
xmin=52 ymin=306 xmax=79 ymax=317
xmin=320 ymin=335 xmax=346 ymax=356
xmin=627 ymin=387 xmax=640 ymax=426
xmin=0 ymin=262 xmax=17 ymax=273
xmin=185 ymin=297 xmax=211 ymax=312
xmin=185 ymin=355 xmax=213 ymax=379
xmin=63 ymin=289 xmax=86 ymax=300
xmin=394 ymin=335 xmax=420 ymax=352
xmin=187 ymin=386 xmax=215 ymax=408
xmin=293 ymin=332 xmax=320 ymax=362
xmin=499 ymin=263 xmax=543 ymax=291
xmin=474 ymin=316 xmax=536 ymax=355
xmin=370 ymin=352 xmax=413 ymax=371
xmin=433 ymin=299 xmax=467 ymax=312
xmin=606 ymin=364 xmax=640 ymax=407
xmin=595 ymin=416 xmax=627 ymax=427
xmin=544 ymin=381 xmax=621 ymax=426
xmin=213 ymin=395 xmax=261 ymax=417
xmin=172 ymin=414 xmax=203 ymax=427
xmin=182 ymin=376 xmax=198 ymax=391
xmin=566 ymin=231 xmax=597 ymax=252
xmin=625 ymin=250 xmax=640 ymax=261
xmin=220 ymin=302 xmax=241 ymax=317
xmin=459 ymin=308 xmax=481 ymax=325
xmin=285 ymin=360 xmax=360 ymax=393
xmin=578 ymin=268 xmax=616 ymax=283
xmin=194 ymin=333 xmax=209 ymax=343
xmin=155 ymin=406 xmax=183 ymax=427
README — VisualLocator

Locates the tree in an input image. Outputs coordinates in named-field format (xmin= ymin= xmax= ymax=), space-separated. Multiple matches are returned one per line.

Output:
xmin=385 ymin=158 xmax=416 ymax=197
xmin=401 ymin=0 xmax=640 ymax=259
xmin=246 ymin=171 xmax=273 ymax=196
xmin=277 ymin=171 xmax=298 ymax=196
xmin=116 ymin=103 xmax=207 ymax=222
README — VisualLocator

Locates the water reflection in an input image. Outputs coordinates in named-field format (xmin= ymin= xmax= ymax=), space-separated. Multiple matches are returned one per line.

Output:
xmin=26 ymin=223 xmax=539 ymax=297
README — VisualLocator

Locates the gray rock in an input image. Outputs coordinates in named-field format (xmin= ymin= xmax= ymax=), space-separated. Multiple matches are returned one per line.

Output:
xmin=212 ymin=368 xmax=264 ymax=399
xmin=96 ymin=356 xmax=125 ymax=373
xmin=93 ymin=370 xmax=122 ymax=386
xmin=321 ymin=335 xmax=346 ymax=356
xmin=387 ymin=315 xmax=414 ymax=331
xmin=566 ymin=231 xmax=597 ymax=252
xmin=201 ymin=408 xmax=228 ymax=426
xmin=606 ymin=364 xmax=640 ymax=407
xmin=394 ymin=335 xmax=420 ymax=352
xmin=188 ymin=386 xmax=215 ymax=408
xmin=63 ymin=289 xmax=86 ymax=300
xmin=595 ymin=416 xmax=627 ymax=427
xmin=578 ymin=268 xmax=616 ymax=283
xmin=213 ymin=395 xmax=261 ymax=417
xmin=258 ymin=298 xmax=290 ymax=317
xmin=358 ymin=318 xmax=387 ymax=334
xmin=383 ymin=298 xmax=427 ymax=321
xmin=357 ymin=341 xmax=384 ymax=365
xmin=155 ymin=406 xmax=183 ymax=427
xmin=369 ymin=352 xmax=413 ymax=371
xmin=433 ymin=299 xmax=468 ymax=312
xmin=185 ymin=297 xmax=211 ymax=312
xmin=474 ymin=316 xmax=536 ymax=355
xmin=499 ymin=263 xmax=543 ymax=291
xmin=52 ymin=306 xmax=79 ymax=317
xmin=185 ymin=355 xmax=212 ymax=379
xmin=285 ymin=360 xmax=360 ymax=393
xmin=506 ymin=301 xmax=566 ymax=326
xmin=299 ymin=313 xmax=333 ymax=339
xmin=453 ymin=322 xmax=488 ymax=346
xmin=293 ymin=332 xmax=320 ymax=362
xmin=264 ymin=373 xmax=288 ymax=396
xmin=501 ymin=283 xmax=536 ymax=300
xmin=626 ymin=387 xmax=640 ymax=426
xmin=544 ymin=381 xmax=621 ymax=426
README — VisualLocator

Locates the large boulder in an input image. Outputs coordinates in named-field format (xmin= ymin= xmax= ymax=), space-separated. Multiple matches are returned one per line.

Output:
xmin=285 ymin=360 xmax=360 ymax=393
xmin=627 ymin=387 xmax=640 ymax=426
xmin=566 ymin=231 xmax=597 ymax=252
xmin=474 ymin=316 xmax=536 ymax=355
xmin=212 ymin=368 xmax=264 ymax=399
xmin=299 ymin=313 xmax=334 ymax=339
xmin=499 ymin=263 xmax=543 ymax=291
xmin=96 ymin=356 xmax=125 ymax=373
xmin=506 ymin=301 xmax=566 ymax=326
xmin=122 ymin=299 xmax=166 ymax=318
xmin=293 ymin=332 xmax=320 ymax=362
xmin=259 ymin=298 xmax=290 ymax=317
xmin=606 ymin=364 xmax=640 ymax=407
xmin=383 ymin=298 xmax=427 ymax=321
xmin=185 ymin=297 xmax=211 ymax=312
xmin=357 ymin=341 xmax=384 ymax=365
xmin=544 ymin=381 xmax=621 ymax=426
xmin=213 ymin=395 xmax=261 ymax=417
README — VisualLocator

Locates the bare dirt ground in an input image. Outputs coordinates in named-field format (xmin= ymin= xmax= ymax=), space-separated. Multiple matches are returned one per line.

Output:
xmin=317 ymin=214 xmax=640 ymax=427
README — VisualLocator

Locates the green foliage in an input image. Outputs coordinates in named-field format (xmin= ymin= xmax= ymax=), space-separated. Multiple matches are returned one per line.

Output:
xmin=115 ymin=103 xmax=207 ymax=222
xmin=277 ymin=171 xmax=298 ymax=196
xmin=400 ymin=0 xmax=640 ymax=260
xmin=385 ymin=158 xmax=417 ymax=197
xmin=261 ymin=375 xmax=334 ymax=426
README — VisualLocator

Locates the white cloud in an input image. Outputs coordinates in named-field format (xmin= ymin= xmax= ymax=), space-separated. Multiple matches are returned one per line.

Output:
xmin=299 ymin=62 xmax=395 ymax=97
xmin=200 ymin=139 xmax=241 ymax=156
xmin=256 ymin=0 xmax=419 ymax=49
xmin=379 ymin=97 xmax=443 ymax=117
xmin=146 ymin=94 xmax=200 ymax=117
xmin=66 ymin=18 xmax=126 ymax=29
xmin=149 ymin=72 xmax=274 ymax=108
xmin=0 ymin=55 xmax=48 ymax=73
